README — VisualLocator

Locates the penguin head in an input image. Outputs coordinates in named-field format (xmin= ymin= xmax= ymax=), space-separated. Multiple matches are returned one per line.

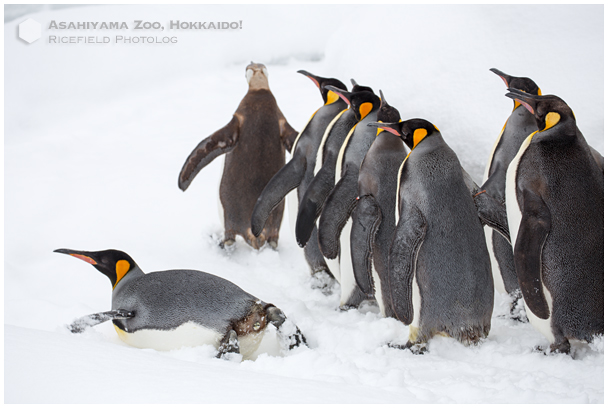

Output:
xmin=246 ymin=62 xmax=270 ymax=90
xmin=324 ymin=85 xmax=380 ymax=121
xmin=350 ymin=78 xmax=374 ymax=94
xmin=368 ymin=118 xmax=438 ymax=150
xmin=376 ymin=90 xmax=401 ymax=125
xmin=490 ymin=68 xmax=541 ymax=109
xmin=54 ymin=248 xmax=138 ymax=289
xmin=297 ymin=70 xmax=347 ymax=105
xmin=505 ymin=89 xmax=576 ymax=138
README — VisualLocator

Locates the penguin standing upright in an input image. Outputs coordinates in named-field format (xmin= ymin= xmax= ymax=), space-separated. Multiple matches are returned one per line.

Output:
xmin=350 ymin=91 xmax=406 ymax=318
xmin=481 ymin=68 xmax=542 ymax=318
xmin=503 ymin=89 xmax=603 ymax=353
xmin=178 ymin=62 xmax=298 ymax=249
xmin=317 ymin=86 xmax=382 ymax=309
xmin=295 ymin=80 xmax=374 ymax=248
xmin=55 ymin=248 xmax=306 ymax=359
xmin=368 ymin=119 xmax=494 ymax=352
xmin=251 ymin=71 xmax=347 ymax=278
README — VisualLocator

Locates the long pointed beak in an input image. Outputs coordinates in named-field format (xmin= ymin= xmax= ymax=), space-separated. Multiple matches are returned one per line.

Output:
xmin=505 ymin=88 xmax=537 ymax=115
xmin=325 ymin=85 xmax=352 ymax=105
xmin=54 ymin=248 xmax=97 ymax=265
xmin=297 ymin=70 xmax=323 ymax=89
xmin=490 ymin=68 xmax=512 ymax=88
xmin=367 ymin=121 xmax=401 ymax=136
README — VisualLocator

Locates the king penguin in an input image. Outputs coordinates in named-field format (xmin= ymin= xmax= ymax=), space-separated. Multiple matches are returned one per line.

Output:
xmin=178 ymin=62 xmax=298 ymax=250
xmin=503 ymin=89 xmax=603 ymax=353
xmin=251 ymin=70 xmax=347 ymax=278
xmin=55 ymin=248 xmax=306 ymax=359
xmin=316 ymin=86 xmax=381 ymax=309
xmin=368 ymin=119 xmax=494 ymax=352
xmin=350 ymin=91 xmax=406 ymax=318
xmin=481 ymin=68 xmax=542 ymax=319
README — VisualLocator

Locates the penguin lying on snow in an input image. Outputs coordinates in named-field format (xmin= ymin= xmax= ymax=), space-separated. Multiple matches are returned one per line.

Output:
xmin=55 ymin=248 xmax=306 ymax=359
xmin=503 ymin=89 xmax=603 ymax=354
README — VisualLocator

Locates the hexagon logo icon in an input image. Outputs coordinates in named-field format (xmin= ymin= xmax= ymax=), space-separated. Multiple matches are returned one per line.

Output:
xmin=19 ymin=18 xmax=42 ymax=44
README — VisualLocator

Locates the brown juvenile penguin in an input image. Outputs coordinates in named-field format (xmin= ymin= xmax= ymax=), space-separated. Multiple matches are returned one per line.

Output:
xmin=178 ymin=62 xmax=299 ymax=249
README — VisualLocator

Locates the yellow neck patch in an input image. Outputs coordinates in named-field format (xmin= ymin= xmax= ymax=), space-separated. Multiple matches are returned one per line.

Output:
xmin=114 ymin=260 xmax=131 ymax=288
xmin=543 ymin=112 xmax=560 ymax=131
xmin=537 ymin=88 xmax=542 ymax=96
xmin=359 ymin=102 xmax=373 ymax=119
xmin=413 ymin=128 xmax=427 ymax=148
xmin=325 ymin=90 xmax=340 ymax=105
xmin=376 ymin=120 xmax=384 ymax=136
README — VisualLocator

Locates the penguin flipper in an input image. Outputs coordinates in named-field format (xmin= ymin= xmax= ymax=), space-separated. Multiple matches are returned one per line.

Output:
xmin=388 ymin=206 xmax=427 ymax=325
xmin=589 ymin=145 xmax=604 ymax=172
xmin=350 ymin=194 xmax=382 ymax=295
xmin=68 ymin=309 xmax=134 ymax=334
xmin=278 ymin=115 xmax=299 ymax=154
xmin=514 ymin=187 xmax=552 ymax=320
xmin=178 ymin=115 xmax=240 ymax=191
xmin=473 ymin=191 xmax=511 ymax=244
xmin=251 ymin=154 xmax=306 ymax=237
xmin=216 ymin=330 xmax=240 ymax=359
xmin=295 ymin=162 xmax=336 ymax=247
xmin=318 ymin=171 xmax=359 ymax=259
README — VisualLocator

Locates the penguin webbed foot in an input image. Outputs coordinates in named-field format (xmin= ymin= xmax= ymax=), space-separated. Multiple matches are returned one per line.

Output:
xmin=266 ymin=306 xmax=307 ymax=350
xmin=67 ymin=309 xmax=134 ymax=334
xmin=388 ymin=341 xmax=428 ymax=355
xmin=216 ymin=330 xmax=241 ymax=359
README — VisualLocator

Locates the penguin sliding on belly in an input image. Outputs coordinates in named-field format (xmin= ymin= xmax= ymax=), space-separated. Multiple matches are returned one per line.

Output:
xmin=55 ymin=248 xmax=306 ymax=360
xmin=503 ymin=89 xmax=603 ymax=354
xmin=178 ymin=62 xmax=298 ymax=250
xmin=350 ymin=91 xmax=406 ymax=318
xmin=251 ymin=71 xmax=347 ymax=278
xmin=368 ymin=119 xmax=495 ymax=353
xmin=481 ymin=68 xmax=542 ymax=320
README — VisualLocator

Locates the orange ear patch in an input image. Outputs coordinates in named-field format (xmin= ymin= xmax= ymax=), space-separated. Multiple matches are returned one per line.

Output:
xmin=359 ymin=102 xmax=373 ymax=119
xmin=326 ymin=90 xmax=340 ymax=105
xmin=71 ymin=254 xmax=97 ymax=265
xmin=413 ymin=128 xmax=428 ymax=148
xmin=114 ymin=260 xmax=131 ymax=288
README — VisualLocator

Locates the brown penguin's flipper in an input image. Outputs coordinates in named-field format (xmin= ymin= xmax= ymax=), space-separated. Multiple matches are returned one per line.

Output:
xmin=317 ymin=171 xmax=359 ymax=259
xmin=388 ymin=206 xmax=426 ymax=326
xmin=350 ymin=194 xmax=381 ymax=296
xmin=513 ymin=187 xmax=552 ymax=320
xmin=251 ymin=154 xmax=306 ymax=237
xmin=68 ymin=309 xmax=134 ymax=334
xmin=178 ymin=115 xmax=240 ymax=191
xmin=278 ymin=112 xmax=299 ymax=153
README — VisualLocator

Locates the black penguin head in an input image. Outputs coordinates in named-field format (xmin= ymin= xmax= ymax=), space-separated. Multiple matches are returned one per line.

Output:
xmin=376 ymin=90 xmax=401 ymax=125
xmin=350 ymin=78 xmax=374 ymax=94
xmin=490 ymin=68 xmax=541 ymax=109
xmin=367 ymin=118 xmax=438 ymax=150
xmin=246 ymin=62 xmax=270 ymax=90
xmin=505 ymin=89 xmax=575 ymax=137
xmin=324 ymin=85 xmax=380 ymax=121
xmin=297 ymin=70 xmax=347 ymax=105
xmin=54 ymin=248 xmax=137 ymax=289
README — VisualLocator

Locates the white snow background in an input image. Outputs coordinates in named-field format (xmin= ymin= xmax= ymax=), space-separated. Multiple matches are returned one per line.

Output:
xmin=4 ymin=4 xmax=604 ymax=404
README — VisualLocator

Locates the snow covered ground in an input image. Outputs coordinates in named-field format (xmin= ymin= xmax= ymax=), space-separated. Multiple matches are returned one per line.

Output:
xmin=4 ymin=4 xmax=603 ymax=404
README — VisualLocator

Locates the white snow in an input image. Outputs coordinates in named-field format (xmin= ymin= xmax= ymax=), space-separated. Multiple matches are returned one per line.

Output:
xmin=4 ymin=4 xmax=603 ymax=404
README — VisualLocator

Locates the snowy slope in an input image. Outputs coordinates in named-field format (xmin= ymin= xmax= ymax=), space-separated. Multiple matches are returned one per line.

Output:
xmin=4 ymin=4 xmax=604 ymax=404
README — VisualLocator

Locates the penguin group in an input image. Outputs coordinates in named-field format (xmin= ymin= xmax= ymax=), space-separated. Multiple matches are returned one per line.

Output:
xmin=57 ymin=63 xmax=603 ymax=359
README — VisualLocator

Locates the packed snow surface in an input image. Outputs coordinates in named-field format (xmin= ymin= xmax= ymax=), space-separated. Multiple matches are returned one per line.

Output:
xmin=4 ymin=4 xmax=603 ymax=404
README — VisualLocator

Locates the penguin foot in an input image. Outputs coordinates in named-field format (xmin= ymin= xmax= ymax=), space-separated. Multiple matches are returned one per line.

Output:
xmin=509 ymin=292 xmax=529 ymax=323
xmin=267 ymin=240 xmax=278 ymax=250
xmin=266 ymin=306 xmax=307 ymax=350
xmin=216 ymin=330 xmax=240 ymax=359
xmin=549 ymin=339 xmax=571 ymax=355
xmin=310 ymin=270 xmax=337 ymax=295
xmin=391 ymin=341 xmax=428 ymax=355
xmin=219 ymin=238 xmax=235 ymax=249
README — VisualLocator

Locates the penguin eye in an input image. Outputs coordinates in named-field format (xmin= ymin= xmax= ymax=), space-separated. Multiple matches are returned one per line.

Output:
xmin=246 ymin=69 xmax=254 ymax=84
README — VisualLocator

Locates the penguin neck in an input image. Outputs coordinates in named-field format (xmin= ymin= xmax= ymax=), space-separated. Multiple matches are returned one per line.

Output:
xmin=411 ymin=131 xmax=443 ymax=152
xmin=247 ymin=74 xmax=269 ymax=91
xmin=112 ymin=265 xmax=144 ymax=293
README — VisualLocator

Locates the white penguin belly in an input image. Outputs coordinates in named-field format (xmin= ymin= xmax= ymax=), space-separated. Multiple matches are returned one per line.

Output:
xmin=339 ymin=217 xmax=356 ymax=306
xmin=484 ymin=226 xmax=506 ymax=294
xmin=114 ymin=321 xmax=223 ymax=352
xmin=217 ymin=156 xmax=225 ymax=226
xmin=409 ymin=273 xmax=422 ymax=342
xmin=522 ymin=286 xmax=555 ymax=344
xmin=287 ymin=189 xmax=298 ymax=240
